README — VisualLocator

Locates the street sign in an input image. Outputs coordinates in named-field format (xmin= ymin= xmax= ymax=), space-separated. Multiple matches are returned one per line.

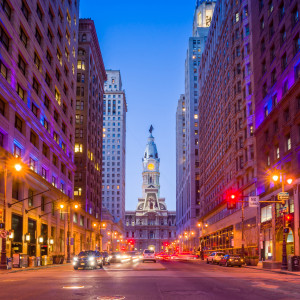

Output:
xmin=279 ymin=206 xmax=288 ymax=214
xmin=278 ymin=192 xmax=290 ymax=200
xmin=0 ymin=230 xmax=8 ymax=239
xmin=249 ymin=196 xmax=260 ymax=207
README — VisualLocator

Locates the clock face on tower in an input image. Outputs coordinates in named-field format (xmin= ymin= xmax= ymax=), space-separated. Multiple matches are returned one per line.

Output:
xmin=147 ymin=163 xmax=155 ymax=170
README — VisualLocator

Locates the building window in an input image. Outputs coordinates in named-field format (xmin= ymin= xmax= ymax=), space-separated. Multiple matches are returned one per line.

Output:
xmin=77 ymin=60 xmax=85 ymax=70
xmin=0 ymin=60 xmax=8 ymax=79
xmin=15 ymin=115 xmax=23 ymax=133
xmin=18 ymin=55 xmax=26 ymax=75
xmin=42 ymin=167 xmax=47 ymax=179
xmin=74 ymin=143 xmax=83 ymax=153
xmin=19 ymin=27 xmax=27 ymax=48
xmin=44 ymin=95 xmax=50 ymax=110
xmin=29 ymin=157 xmax=36 ymax=172
xmin=261 ymin=205 xmax=272 ymax=222
xmin=52 ymin=154 xmax=57 ymax=167
xmin=0 ymin=26 xmax=9 ymax=51
xmin=35 ymin=27 xmax=42 ymax=44
xmin=281 ymin=53 xmax=287 ymax=71
xmin=52 ymin=176 xmax=57 ymax=187
xmin=275 ymin=145 xmax=280 ymax=159
xmin=42 ymin=143 xmax=49 ymax=157
xmin=28 ymin=189 xmax=34 ymax=207
xmin=286 ymin=134 xmax=291 ymax=151
xmin=53 ymin=131 xmax=59 ymax=144
xmin=30 ymin=131 xmax=37 ymax=147
xmin=21 ymin=1 xmax=29 ymax=20
xmin=0 ymin=99 xmax=5 ymax=116
xmin=46 ymin=50 xmax=52 ymax=65
xmin=1 ymin=0 xmax=12 ymax=20
xmin=292 ymin=6 xmax=299 ymax=27
xmin=14 ymin=144 xmax=21 ymax=158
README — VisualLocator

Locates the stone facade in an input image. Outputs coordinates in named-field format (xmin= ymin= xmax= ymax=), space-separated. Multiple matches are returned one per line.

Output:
xmin=125 ymin=128 xmax=176 ymax=252
xmin=102 ymin=70 xmax=127 ymax=224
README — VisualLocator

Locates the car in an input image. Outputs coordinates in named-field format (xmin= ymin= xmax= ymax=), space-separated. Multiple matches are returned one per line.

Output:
xmin=101 ymin=251 xmax=111 ymax=265
xmin=219 ymin=255 xmax=244 ymax=267
xmin=110 ymin=252 xmax=122 ymax=263
xmin=177 ymin=252 xmax=197 ymax=261
xmin=142 ymin=249 xmax=156 ymax=263
xmin=206 ymin=252 xmax=225 ymax=264
xmin=73 ymin=250 xmax=103 ymax=270
xmin=126 ymin=251 xmax=139 ymax=261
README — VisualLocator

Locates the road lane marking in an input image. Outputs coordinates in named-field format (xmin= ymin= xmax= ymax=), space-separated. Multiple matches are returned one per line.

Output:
xmin=62 ymin=286 xmax=85 ymax=289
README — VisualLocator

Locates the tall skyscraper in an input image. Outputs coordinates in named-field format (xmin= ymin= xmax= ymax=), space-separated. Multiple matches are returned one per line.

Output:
xmin=125 ymin=127 xmax=176 ymax=252
xmin=74 ymin=19 xmax=106 ymax=219
xmin=102 ymin=70 xmax=127 ymax=223
xmin=0 ymin=0 xmax=79 ymax=259
xmin=176 ymin=0 xmax=216 ymax=250
xmin=197 ymin=0 xmax=257 ymax=256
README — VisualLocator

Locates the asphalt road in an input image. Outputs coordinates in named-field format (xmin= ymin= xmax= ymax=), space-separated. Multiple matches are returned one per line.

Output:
xmin=0 ymin=260 xmax=300 ymax=300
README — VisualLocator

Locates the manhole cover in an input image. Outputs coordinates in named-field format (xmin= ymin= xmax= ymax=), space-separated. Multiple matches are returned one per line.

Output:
xmin=97 ymin=297 xmax=125 ymax=300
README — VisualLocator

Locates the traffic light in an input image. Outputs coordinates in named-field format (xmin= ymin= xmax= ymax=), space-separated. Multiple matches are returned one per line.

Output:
xmin=227 ymin=192 xmax=238 ymax=210
xmin=285 ymin=214 xmax=293 ymax=227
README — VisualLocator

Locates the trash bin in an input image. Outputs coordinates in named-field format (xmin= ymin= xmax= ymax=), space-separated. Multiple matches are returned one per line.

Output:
xmin=36 ymin=256 xmax=41 ymax=266
xmin=288 ymin=255 xmax=300 ymax=272
xmin=41 ymin=255 xmax=47 ymax=266
xmin=19 ymin=254 xmax=29 ymax=268
xmin=28 ymin=256 xmax=36 ymax=267
xmin=6 ymin=257 xmax=12 ymax=270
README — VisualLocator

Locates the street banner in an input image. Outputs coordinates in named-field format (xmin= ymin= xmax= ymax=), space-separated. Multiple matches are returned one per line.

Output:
xmin=249 ymin=196 xmax=259 ymax=207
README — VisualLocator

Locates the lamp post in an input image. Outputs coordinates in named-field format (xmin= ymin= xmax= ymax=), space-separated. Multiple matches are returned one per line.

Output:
xmin=59 ymin=201 xmax=79 ymax=263
xmin=271 ymin=172 xmax=293 ymax=270
xmin=0 ymin=160 xmax=23 ymax=269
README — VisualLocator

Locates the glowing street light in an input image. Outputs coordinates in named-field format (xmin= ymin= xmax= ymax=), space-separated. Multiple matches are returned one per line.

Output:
xmin=14 ymin=163 xmax=22 ymax=172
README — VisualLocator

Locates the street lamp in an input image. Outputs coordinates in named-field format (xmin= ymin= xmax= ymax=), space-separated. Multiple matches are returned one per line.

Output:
xmin=59 ymin=201 xmax=79 ymax=263
xmin=271 ymin=172 xmax=293 ymax=270
xmin=0 ymin=159 xmax=23 ymax=269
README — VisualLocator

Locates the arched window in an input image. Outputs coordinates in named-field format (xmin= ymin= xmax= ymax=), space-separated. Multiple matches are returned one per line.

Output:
xmin=198 ymin=12 xmax=202 ymax=26
xmin=150 ymin=202 xmax=153 ymax=209
xmin=149 ymin=176 xmax=152 ymax=183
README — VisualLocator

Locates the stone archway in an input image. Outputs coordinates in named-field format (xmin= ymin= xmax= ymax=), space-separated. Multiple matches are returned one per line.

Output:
xmin=275 ymin=228 xmax=295 ymax=261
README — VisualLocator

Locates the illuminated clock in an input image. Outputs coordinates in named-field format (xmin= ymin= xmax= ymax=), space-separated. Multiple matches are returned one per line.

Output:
xmin=147 ymin=163 xmax=155 ymax=170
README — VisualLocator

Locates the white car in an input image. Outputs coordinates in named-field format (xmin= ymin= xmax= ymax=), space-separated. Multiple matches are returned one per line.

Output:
xmin=206 ymin=252 xmax=225 ymax=264
xmin=142 ymin=249 xmax=156 ymax=263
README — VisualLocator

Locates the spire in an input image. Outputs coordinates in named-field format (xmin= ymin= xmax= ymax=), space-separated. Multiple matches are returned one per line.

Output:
xmin=144 ymin=126 xmax=159 ymax=160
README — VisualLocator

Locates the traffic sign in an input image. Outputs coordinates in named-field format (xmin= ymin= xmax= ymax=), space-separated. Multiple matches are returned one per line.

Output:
xmin=249 ymin=196 xmax=259 ymax=207
xmin=278 ymin=192 xmax=289 ymax=200
xmin=0 ymin=230 xmax=8 ymax=239
xmin=279 ymin=206 xmax=288 ymax=214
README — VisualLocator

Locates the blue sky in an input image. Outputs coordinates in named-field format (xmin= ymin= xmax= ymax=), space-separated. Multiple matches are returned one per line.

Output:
xmin=80 ymin=0 xmax=195 ymax=210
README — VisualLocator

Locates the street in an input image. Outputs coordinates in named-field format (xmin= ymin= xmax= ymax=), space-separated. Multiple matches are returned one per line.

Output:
xmin=1 ymin=260 xmax=300 ymax=300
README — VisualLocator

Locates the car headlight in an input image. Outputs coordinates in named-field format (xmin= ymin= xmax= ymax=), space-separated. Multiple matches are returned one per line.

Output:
xmin=116 ymin=255 xmax=121 ymax=259
xmin=240 ymin=259 xmax=244 ymax=262
xmin=229 ymin=259 xmax=232 ymax=261
xmin=73 ymin=257 xmax=78 ymax=262
xmin=88 ymin=256 xmax=95 ymax=262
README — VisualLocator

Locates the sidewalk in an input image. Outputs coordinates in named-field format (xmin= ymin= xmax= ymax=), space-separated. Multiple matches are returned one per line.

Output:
xmin=244 ymin=261 xmax=300 ymax=276
xmin=0 ymin=263 xmax=71 ymax=275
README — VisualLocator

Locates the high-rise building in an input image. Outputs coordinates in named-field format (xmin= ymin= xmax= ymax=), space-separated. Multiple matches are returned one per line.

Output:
xmin=0 ymin=0 xmax=79 ymax=258
xmin=176 ymin=0 xmax=216 ymax=250
xmin=197 ymin=0 xmax=258 ymax=256
xmin=102 ymin=70 xmax=127 ymax=223
xmin=252 ymin=0 xmax=300 ymax=260
xmin=74 ymin=19 xmax=106 ymax=219
xmin=125 ymin=127 xmax=176 ymax=252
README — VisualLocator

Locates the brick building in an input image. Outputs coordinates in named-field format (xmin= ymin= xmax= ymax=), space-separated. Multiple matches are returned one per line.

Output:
xmin=252 ymin=0 xmax=300 ymax=261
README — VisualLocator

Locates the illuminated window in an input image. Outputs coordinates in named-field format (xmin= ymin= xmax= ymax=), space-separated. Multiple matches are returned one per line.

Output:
xmin=74 ymin=143 xmax=83 ymax=153
xmin=194 ymin=114 xmax=198 ymax=119
xmin=14 ymin=144 xmax=21 ymax=158
xmin=77 ymin=60 xmax=85 ymax=70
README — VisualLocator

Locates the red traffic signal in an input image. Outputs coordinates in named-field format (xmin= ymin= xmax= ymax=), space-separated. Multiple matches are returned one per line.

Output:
xmin=285 ymin=214 xmax=293 ymax=226
xmin=226 ymin=191 xmax=239 ymax=210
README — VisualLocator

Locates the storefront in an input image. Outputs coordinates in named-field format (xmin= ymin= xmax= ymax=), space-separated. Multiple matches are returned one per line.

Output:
xmin=11 ymin=213 xmax=23 ymax=254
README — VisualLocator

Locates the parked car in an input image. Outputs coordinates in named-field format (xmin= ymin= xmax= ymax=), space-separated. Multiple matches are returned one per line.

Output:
xmin=219 ymin=255 xmax=243 ymax=267
xmin=73 ymin=250 xmax=103 ymax=270
xmin=101 ymin=251 xmax=111 ymax=265
xmin=142 ymin=249 xmax=156 ymax=263
xmin=206 ymin=252 xmax=225 ymax=264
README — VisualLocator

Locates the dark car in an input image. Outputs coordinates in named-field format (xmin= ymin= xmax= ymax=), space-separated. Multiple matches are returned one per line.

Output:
xmin=101 ymin=251 xmax=111 ymax=265
xmin=219 ymin=255 xmax=244 ymax=267
xmin=73 ymin=250 xmax=103 ymax=270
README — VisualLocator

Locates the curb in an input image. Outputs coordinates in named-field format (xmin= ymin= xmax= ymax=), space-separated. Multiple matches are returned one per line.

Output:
xmin=0 ymin=263 xmax=71 ymax=274
xmin=244 ymin=265 xmax=300 ymax=276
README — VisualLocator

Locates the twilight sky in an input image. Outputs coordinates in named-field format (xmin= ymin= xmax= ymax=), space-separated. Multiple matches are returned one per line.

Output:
xmin=80 ymin=0 xmax=196 ymax=210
